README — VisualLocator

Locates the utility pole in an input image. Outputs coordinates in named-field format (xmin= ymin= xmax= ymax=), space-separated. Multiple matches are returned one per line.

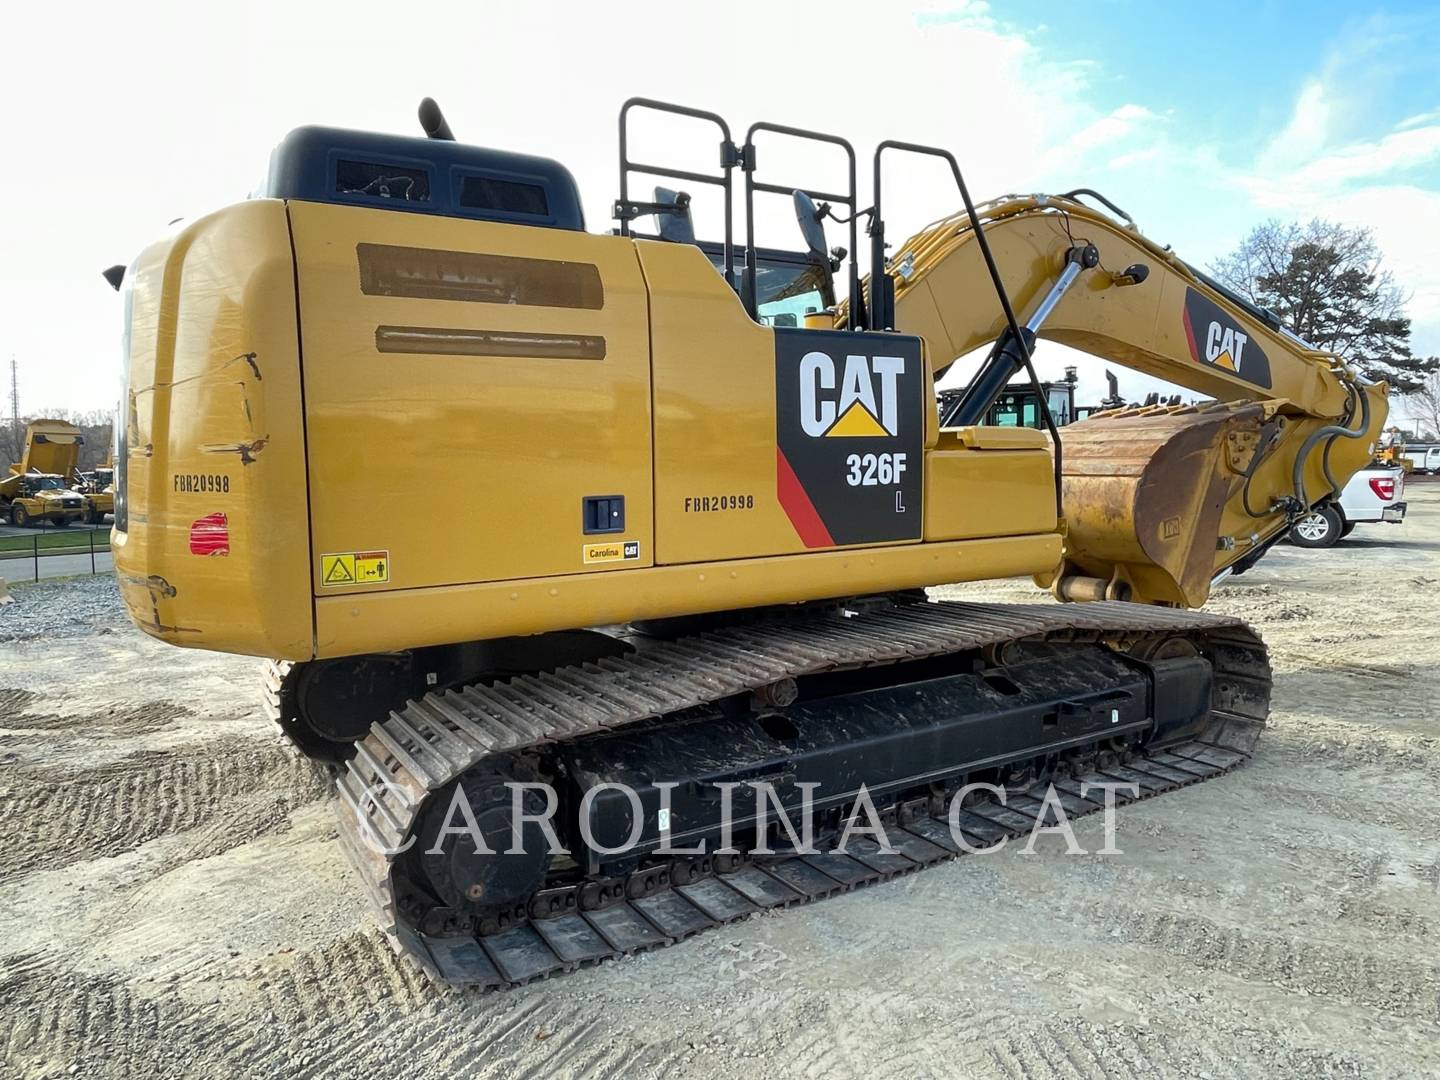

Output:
xmin=6 ymin=356 xmax=17 ymax=467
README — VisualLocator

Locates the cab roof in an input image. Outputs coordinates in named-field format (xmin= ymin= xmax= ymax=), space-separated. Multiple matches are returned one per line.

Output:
xmin=261 ymin=126 xmax=586 ymax=232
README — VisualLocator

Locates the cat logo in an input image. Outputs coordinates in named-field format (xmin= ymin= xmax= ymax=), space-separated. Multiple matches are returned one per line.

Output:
xmin=1182 ymin=287 xmax=1273 ymax=388
xmin=775 ymin=330 xmax=924 ymax=547
xmin=798 ymin=351 xmax=906 ymax=438
xmin=1204 ymin=323 xmax=1247 ymax=371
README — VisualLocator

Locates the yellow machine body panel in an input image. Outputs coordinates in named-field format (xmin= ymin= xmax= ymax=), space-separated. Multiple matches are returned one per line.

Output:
xmin=112 ymin=199 xmax=312 ymax=657
xmin=115 ymin=200 xmax=1067 ymax=660
xmin=642 ymin=238 xmax=817 ymax=564
xmin=289 ymin=202 xmax=657 ymax=593
xmin=113 ymin=181 xmax=1384 ymax=656
xmin=314 ymin=532 xmax=1061 ymax=656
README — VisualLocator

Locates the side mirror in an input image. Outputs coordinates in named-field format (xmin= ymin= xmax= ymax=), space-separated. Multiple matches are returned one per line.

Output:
xmin=652 ymin=187 xmax=696 ymax=244
xmin=793 ymin=190 xmax=828 ymax=263
xmin=102 ymin=265 xmax=126 ymax=291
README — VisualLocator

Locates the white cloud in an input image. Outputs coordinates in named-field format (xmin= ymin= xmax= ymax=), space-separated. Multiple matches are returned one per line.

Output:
xmin=1224 ymin=77 xmax=1440 ymax=359
xmin=1397 ymin=109 xmax=1440 ymax=131
xmin=1244 ymin=122 xmax=1440 ymax=202
xmin=1258 ymin=79 xmax=1332 ymax=171
xmin=1061 ymin=104 xmax=1161 ymax=156
xmin=0 ymin=0 xmax=1430 ymax=420
xmin=0 ymin=0 xmax=1159 ymax=413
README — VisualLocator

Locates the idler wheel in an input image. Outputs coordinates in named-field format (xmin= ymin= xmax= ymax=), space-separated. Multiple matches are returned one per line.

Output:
xmin=416 ymin=759 xmax=553 ymax=913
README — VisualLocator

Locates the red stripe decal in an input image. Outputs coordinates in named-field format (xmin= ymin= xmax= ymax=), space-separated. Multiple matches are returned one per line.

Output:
xmin=776 ymin=448 xmax=835 ymax=548
xmin=189 ymin=512 xmax=230 ymax=556
xmin=1181 ymin=302 xmax=1200 ymax=363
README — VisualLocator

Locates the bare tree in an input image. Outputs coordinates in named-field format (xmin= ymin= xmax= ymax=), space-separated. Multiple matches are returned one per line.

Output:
xmin=1407 ymin=368 xmax=1440 ymax=441
xmin=0 ymin=422 xmax=21 ymax=470
xmin=1211 ymin=219 xmax=1438 ymax=393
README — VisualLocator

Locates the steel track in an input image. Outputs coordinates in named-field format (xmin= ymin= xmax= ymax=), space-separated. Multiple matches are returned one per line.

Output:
xmin=325 ymin=599 xmax=1270 ymax=987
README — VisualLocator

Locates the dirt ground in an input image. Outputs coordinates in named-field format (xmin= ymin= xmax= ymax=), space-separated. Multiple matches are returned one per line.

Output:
xmin=2 ymin=485 xmax=1437 ymax=1080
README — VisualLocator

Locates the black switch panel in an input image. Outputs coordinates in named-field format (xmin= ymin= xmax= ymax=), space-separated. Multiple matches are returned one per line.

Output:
xmin=583 ymin=495 xmax=625 ymax=534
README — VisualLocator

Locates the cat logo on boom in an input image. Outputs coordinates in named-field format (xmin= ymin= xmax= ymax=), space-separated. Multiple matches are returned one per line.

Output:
xmin=1181 ymin=287 xmax=1273 ymax=388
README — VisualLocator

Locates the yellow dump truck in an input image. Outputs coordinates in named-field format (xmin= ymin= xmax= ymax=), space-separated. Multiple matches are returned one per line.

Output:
xmin=1 ymin=420 xmax=87 ymax=527
xmin=72 ymin=462 xmax=115 ymax=524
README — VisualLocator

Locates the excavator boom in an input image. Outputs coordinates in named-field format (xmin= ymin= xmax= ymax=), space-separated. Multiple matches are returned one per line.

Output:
xmin=884 ymin=194 xmax=1385 ymax=605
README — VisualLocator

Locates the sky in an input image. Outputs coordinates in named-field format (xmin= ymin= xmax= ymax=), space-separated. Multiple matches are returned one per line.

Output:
xmin=2 ymin=0 xmax=1436 ymax=421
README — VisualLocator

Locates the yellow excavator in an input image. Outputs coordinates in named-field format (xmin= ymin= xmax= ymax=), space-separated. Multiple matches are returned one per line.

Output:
xmin=107 ymin=98 xmax=1385 ymax=986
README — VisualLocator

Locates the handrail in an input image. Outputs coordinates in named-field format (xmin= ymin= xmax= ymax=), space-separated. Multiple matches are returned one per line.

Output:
xmin=617 ymin=98 xmax=738 ymax=290
xmin=742 ymin=121 xmax=860 ymax=322
xmin=872 ymin=140 xmax=1062 ymax=514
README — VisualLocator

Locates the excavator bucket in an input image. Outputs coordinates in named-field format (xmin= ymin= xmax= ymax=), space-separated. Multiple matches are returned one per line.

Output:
xmin=1056 ymin=403 xmax=1266 ymax=608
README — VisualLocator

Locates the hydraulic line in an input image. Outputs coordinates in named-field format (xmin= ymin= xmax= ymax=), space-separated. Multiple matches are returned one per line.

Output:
xmin=1291 ymin=378 xmax=1371 ymax=511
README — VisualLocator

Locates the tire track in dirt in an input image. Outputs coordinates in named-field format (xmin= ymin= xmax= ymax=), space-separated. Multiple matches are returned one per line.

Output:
xmin=0 ymin=964 xmax=224 ymax=1079
xmin=0 ymin=739 xmax=329 ymax=881
xmin=4 ymin=701 xmax=195 ymax=736
xmin=1253 ymin=717 xmax=1440 ymax=782
xmin=982 ymin=1021 xmax=1368 ymax=1080
xmin=202 ymin=929 xmax=429 ymax=1077
xmin=1099 ymin=909 xmax=1440 ymax=1020
xmin=784 ymin=994 xmax=970 ymax=1080
xmin=0 ymin=688 xmax=39 ymax=716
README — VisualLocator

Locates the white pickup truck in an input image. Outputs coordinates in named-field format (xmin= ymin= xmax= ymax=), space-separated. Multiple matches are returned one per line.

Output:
xmin=1403 ymin=445 xmax=1440 ymax=474
xmin=1289 ymin=464 xmax=1407 ymax=548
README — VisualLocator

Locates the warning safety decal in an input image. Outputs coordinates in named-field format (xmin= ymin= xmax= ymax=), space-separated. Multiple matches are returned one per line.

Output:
xmin=321 ymin=550 xmax=391 ymax=587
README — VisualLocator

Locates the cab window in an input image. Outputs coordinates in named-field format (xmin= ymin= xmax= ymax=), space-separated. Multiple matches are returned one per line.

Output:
xmin=753 ymin=261 xmax=829 ymax=327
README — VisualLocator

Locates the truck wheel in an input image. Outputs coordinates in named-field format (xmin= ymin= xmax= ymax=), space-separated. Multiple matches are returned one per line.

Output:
xmin=11 ymin=505 xmax=29 ymax=528
xmin=53 ymin=517 xmax=70 ymax=528
xmin=1291 ymin=505 xmax=1342 ymax=548
xmin=1340 ymin=521 xmax=1357 ymax=538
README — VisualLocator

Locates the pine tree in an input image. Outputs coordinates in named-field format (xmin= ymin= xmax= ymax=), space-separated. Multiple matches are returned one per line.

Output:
xmin=1211 ymin=220 xmax=1438 ymax=393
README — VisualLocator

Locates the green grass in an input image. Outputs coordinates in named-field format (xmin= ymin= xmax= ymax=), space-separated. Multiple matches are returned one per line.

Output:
xmin=0 ymin=528 xmax=111 ymax=555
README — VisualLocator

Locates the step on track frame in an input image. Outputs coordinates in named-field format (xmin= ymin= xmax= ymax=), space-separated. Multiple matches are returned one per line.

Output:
xmin=330 ymin=599 xmax=1270 ymax=988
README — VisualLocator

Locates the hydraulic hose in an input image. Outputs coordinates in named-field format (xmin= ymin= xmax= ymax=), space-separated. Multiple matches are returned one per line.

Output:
xmin=1290 ymin=378 xmax=1371 ymax=511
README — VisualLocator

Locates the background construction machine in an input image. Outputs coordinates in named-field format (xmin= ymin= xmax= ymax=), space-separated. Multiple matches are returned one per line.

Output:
xmin=106 ymin=97 xmax=1386 ymax=986
xmin=71 ymin=460 xmax=115 ymax=524
xmin=936 ymin=366 xmax=1114 ymax=430
xmin=1 ymin=420 xmax=87 ymax=527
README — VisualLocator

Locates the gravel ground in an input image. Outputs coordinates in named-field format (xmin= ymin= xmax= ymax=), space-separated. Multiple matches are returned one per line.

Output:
xmin=0 ymin=574 xmax=126 ymax=642
xmin=1 ymin=483 xmax=1437 ymax=1079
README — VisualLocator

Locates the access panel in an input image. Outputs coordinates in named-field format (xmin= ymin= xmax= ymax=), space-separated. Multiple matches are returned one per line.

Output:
xmin=290 ymin=201 xmax=654 ymax=593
